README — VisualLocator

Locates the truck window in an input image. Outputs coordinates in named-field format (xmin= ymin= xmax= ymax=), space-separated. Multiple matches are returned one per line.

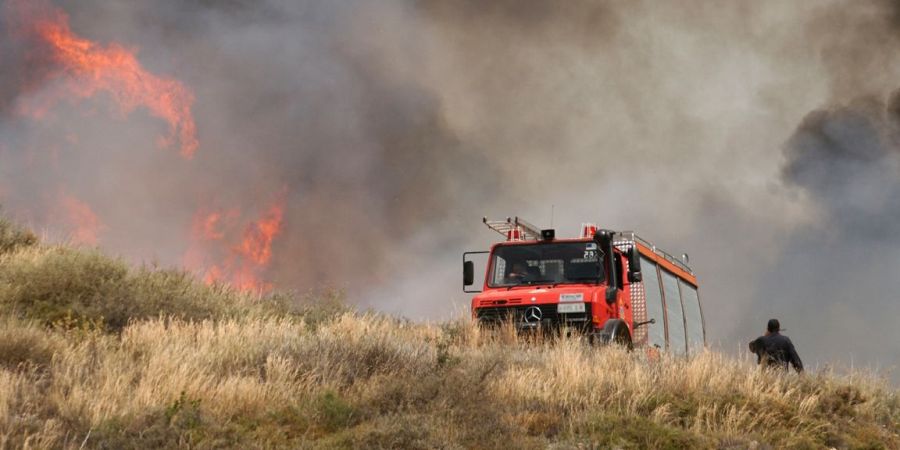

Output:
xmin=661 ymin=269 xmax=686 ymax=355
xmin=680 ymin=281 xmax=704 ymax=355
xmin=487 ymin=242 xmax=604 ymax=287
xmin=640 ymin=256 xmax=666 ymax=349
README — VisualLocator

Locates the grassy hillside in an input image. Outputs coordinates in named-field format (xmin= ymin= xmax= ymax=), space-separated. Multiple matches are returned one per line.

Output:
xmin=0 ymin=216 xmax=898 ymax=449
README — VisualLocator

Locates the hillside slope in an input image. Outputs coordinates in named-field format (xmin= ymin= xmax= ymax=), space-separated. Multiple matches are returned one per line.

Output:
xmin=0 ymin=217 xmax=898 ymax=449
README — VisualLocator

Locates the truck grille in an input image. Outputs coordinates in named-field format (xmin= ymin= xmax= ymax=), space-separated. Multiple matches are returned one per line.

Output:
xmin=475 ymin=303 xmax=592 ymax=329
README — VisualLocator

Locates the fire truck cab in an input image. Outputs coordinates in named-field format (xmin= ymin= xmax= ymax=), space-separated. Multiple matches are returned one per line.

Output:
xmin=463 ymin=217 xmax=705 ymax=355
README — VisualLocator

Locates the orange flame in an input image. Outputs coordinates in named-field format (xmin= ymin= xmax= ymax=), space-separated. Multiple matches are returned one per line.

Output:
xmin=191 ymin=209 xmax=237 ymax=241
xmin=184 ymin=196 xmax=285 ymax=292
xmin=57 ymin=191 xmax=106 ymax=245
xmin=7 ymin=2 xmax=290 ymax=293
xmin=236 ymin=203 xmax=284 ymax=266
xmin=9 ymin=1 xmax=198 ymax=158
xmin=231 ymin=202 xmax=285 ymax=291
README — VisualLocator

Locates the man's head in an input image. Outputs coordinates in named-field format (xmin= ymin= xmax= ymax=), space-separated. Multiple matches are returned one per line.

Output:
xmin=767 ymin=319 xmax=781 ymax=334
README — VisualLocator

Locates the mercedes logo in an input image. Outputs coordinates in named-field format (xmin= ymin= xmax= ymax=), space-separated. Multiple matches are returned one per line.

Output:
xmin=523 ymin=306 xmax=543 ymax=323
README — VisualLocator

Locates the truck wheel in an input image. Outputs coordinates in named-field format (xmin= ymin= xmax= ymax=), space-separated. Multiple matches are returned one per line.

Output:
xmin=592 ymin=319 xmax=633 ymax=351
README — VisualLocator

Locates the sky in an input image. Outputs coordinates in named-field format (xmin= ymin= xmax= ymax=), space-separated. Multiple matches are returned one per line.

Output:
xmin=1 ymin=0 xmax=899 ymax=379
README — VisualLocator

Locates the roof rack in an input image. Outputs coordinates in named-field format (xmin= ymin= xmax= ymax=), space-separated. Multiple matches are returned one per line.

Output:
xmin=616 ymin=231 xmax=693 ymax=274
xmin=482 ymin=216 xmax=542 ymax=241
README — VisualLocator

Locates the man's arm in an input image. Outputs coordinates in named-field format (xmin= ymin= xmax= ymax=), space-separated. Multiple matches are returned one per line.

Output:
xmin=748 ymin=337 xmax=763 ymax=364
xmin=786 ymin=339 xmax=803 ymax=372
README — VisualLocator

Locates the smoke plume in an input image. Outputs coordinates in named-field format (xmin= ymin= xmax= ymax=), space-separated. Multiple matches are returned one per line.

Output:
xmin=769 ymin=94 xmax=900 ymax=373
xmin=2 ymin=0 xmax=899 ymax=379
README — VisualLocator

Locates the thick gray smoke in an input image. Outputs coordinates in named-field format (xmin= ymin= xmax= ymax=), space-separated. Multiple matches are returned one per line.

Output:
xmin=768 ymin=95 xmax=900 ymax=374
xmin=1 ymin=0 xmax=899 ymax=378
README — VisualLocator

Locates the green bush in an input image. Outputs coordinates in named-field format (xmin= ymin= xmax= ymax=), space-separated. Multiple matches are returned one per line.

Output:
xmin=0 ymin=215 xmax=38 ymax=255
xmin=290 ymin=289 xmax=351 ymax=329
xmin=574 ymin=413 xmax=710 ymax=449
xmin=0 ymin=246 xmax=291 ymax=331
xmin=315 ymin=391 xmax=357 ymax=432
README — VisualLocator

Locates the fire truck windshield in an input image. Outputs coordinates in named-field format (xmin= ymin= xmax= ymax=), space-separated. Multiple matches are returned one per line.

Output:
xmin=487 ymin=241 xmax=603 ymax=287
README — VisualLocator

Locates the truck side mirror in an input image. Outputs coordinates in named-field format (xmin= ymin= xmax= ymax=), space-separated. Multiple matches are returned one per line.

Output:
xmin=627 ymin=247 xmax=642 ymax=282
xmin=463 ymin=251 xmax=489 ymax=293
xmin=463 ymin=261 xmax=475 ymax=286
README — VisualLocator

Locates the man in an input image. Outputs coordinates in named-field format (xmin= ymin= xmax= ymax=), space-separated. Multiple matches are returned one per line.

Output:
xmin=505 ymin=262 xmax=531 ymax=284
xmin=749 ymin=319 xmax=803 ymax=372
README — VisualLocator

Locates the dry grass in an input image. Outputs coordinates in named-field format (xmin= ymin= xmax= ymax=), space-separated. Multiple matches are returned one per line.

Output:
xmin=0 ymin=313 xmax=896 ymax=449
xmin=0 ymin=217 xmax=897 ymax=449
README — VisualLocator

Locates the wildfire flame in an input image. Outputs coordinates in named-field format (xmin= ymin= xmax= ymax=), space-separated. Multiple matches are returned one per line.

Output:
xmin=57 ymin=191 xmax=106 ymax=245
xmin=185 ymin=196 xmax=286 ymax=292
xmin=8 ymin=0 xmax=198 ymax=158
xmin=6 ymin=1 xmax=287 ymax=292
xmin=236 ymin=205 xmax=284 ymax=266
xmin=191 ymin=209 xmax=235 ymax=241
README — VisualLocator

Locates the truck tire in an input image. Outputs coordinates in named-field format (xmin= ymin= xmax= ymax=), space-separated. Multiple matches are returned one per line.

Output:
xmin=592 ymin=319 xmax=633 ymax=350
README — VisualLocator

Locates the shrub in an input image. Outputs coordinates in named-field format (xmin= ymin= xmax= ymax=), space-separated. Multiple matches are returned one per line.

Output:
xmin=315 ymin=391 xmax=356 ymax=432
xmin=0 ymin=246 xmax=291 ymax=331
xmin=0 ymin=216 xmax=37 ymax=255
xmin=575 ymin=413 xmax=710 ymax=449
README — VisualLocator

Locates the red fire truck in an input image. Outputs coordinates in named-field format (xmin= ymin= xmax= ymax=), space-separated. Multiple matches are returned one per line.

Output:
xmin=463 ymin=217 xmax=705 ymax=355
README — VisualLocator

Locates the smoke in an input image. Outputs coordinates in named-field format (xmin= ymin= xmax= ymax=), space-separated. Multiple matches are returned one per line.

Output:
xmin=768 ymin=94 xmax=900 ymax=373
xmin=784 ymin=95 xmax=900 ymax=235
xmin=2 ymin=0 xmax=900 ymax=378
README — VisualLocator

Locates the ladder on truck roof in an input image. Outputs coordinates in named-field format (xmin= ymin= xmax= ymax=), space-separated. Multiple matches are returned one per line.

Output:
xmin=615 ymin=231 xmax=693 ymax=275
xmin=483 ymin=216 xmax=542 ymax=241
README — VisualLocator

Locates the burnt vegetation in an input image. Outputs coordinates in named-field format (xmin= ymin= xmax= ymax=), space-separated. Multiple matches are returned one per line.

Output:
xmin=0 ymin=215 xmax=897 ymax=449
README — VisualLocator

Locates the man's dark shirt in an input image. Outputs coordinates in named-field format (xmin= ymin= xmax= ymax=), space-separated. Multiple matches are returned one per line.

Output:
xmin=748 ymin=333 xmax=803 ymax=372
